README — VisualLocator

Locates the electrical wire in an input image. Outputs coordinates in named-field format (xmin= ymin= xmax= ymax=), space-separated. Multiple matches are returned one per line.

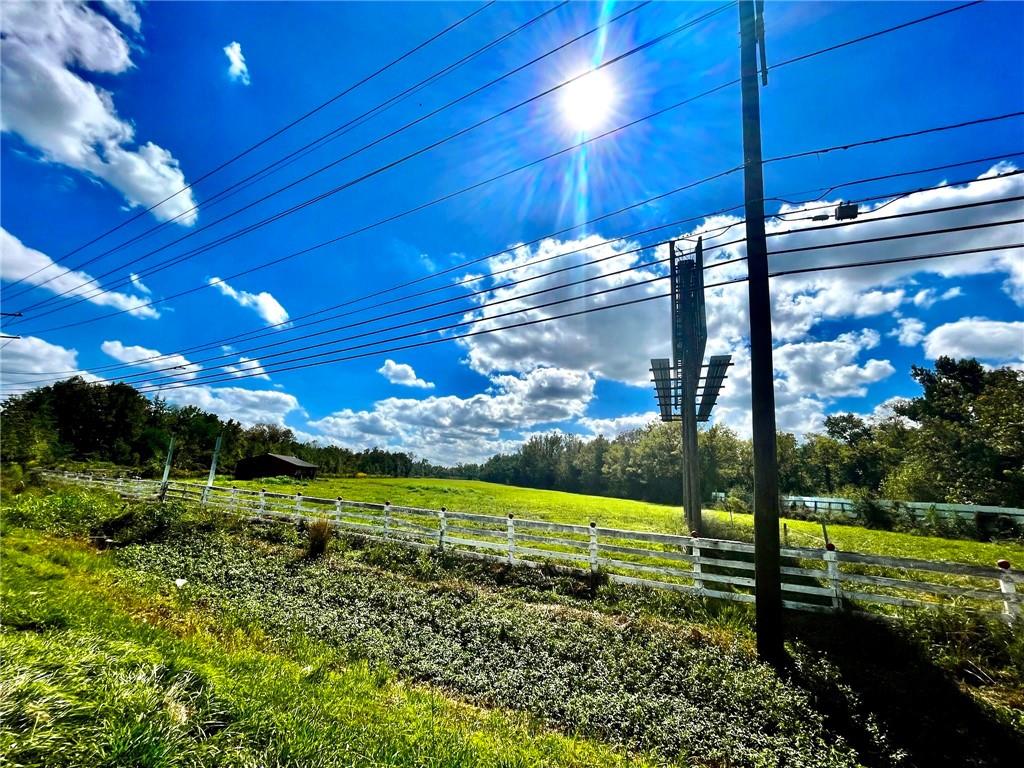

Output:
xmin=0 ymin=3 xmax=570 ymax=303
xmin=0 ymin=1 xmax=497 ymax=293
xmin=6 ymin=0 xmax=982 ymax=326
xmin=13 ymin=209 xmax=1018 ymax=392
xmin=111 ymin=240 xmax=1022 ymax=395
xmin=9 ymin=0 xmax=699 ymax=316
xmin=8 ymin=158 xmax=1020 ymax=379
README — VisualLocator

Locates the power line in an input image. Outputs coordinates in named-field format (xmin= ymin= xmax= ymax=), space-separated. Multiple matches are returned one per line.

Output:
xmin=7 ymin=0 xmax=982 ymax=326
xmin=19 ymin=106 xmax=1021 ymax=339
xmin=0 ymin=2 xmax=584 ymax=304
xmin=8 ymin=158 xmax=1020 ymax=379
xmin=4 ymin=238 xmax=1019 ymax=398
xmin=9 ymin=0 xmax=690 ymax=317
xmin=97 ymin=198 xmax=1024 ymax=387
xmin=763 ymin=112 xmax=1024 ymax=166
xmin=17 ymin=210 xmax=1017 ymax=392
xmin=0 ymin=1 xmax=498 ymax=295
xmin=125 ymin=214 xmax=1024 ymax=389
xmin=109 ymin=239 xmax=1020 ymax=395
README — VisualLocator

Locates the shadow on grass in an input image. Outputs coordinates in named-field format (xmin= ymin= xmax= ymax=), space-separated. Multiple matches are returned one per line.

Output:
xmin=785 ymin=611 xmax=1023 ymax=768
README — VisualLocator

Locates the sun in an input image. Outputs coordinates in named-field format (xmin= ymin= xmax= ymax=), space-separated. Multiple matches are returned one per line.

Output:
xmin=559 ymin=68 xmax=616 ymax=133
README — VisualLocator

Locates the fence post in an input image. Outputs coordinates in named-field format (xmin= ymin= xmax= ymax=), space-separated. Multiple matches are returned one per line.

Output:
xmin=824 ymin=544 xmax=841 ymax=612
xmin=997 ymin=559 xmax=1019 ymax=624
xmin=335 ymin=496 xmax=343 ymax=521
xmin=259 ymin=488 xmax=266 ymax=516
xmin=384 ymin=501 xmax=392 ymax=540
xmin=506 ymin=514 xmax=516 ymax=564
xmin=691 ymin=535 xmax=704 ymax=594
xmin=230 ymin=486 xmax=238 ymax=515
xmin=588 ymin=522 xmax=599 ymax=591
xmin=438 ymin=507 xmax=447 ymax=552
xmin=294 ymin=492 xmax=303 ymax=521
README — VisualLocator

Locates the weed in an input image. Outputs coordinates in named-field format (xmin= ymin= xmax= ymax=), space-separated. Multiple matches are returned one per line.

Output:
xmin=306 ymin=518 xmax=332 ymax=559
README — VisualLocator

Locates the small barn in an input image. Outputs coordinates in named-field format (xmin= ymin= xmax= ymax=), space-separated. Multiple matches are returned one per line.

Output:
xmin=234 ymin=453 xmax=319 ymax=480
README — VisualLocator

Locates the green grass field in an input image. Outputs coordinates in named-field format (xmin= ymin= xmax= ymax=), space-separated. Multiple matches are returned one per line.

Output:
xmin=222 ymin=475 xmax=1024 ymax=567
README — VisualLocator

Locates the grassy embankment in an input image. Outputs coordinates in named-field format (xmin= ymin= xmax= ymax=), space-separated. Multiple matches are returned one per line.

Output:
xmin=0 ymin=528 xmax=659 ymax=767
xmin=224 ymin=475 xmax=1024 ymax=567
xmin=4 ymin=484 xmax=1022 ymax=767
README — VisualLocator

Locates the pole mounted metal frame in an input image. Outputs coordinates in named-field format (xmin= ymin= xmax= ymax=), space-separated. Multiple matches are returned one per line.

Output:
xmin=651 ymin=238 xmax=732 ymax=535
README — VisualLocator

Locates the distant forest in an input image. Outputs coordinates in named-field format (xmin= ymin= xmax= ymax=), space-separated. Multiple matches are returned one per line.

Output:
xmin=2 ymin=357 xmax=1021 ymax=508
xmin=0 ymin=380 xmax=415 ymax=479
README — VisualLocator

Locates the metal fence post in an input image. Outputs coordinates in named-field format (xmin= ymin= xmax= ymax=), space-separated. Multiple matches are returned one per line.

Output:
xmin=438 ymin=507 xmax=447 ymax=552
xmin=230 ymin=486 xmax=238 ymax=515
xmin=824 ymin=545 xmax=841 ymax=612
xmin=259 ymin=488 xmax=266 ymax=515
xmin=692 ymin=536 xmax=704 ymax=594
xmin=506 ymin=514 xmax=516 ymax=564
xmin=294 ymin=492 xmax=303 ymax=521
xmin=997 ymin=559 xmax=1019 ymax=623
xmin=384 ymin=501 xmax=392 ymax=540
xmin=335 ymin=496 xmax=343 ymax=522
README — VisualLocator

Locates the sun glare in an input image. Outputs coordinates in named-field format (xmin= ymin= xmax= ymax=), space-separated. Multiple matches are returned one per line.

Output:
xmin=559 ymin=69 xmax=616 ymax=133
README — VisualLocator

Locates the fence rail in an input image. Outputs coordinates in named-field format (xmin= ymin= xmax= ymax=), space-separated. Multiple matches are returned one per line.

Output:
xmin=778 ymin=494 xmax=1024 ymax=522
xmin=40 ymin=470 xmax=1021 ymax=625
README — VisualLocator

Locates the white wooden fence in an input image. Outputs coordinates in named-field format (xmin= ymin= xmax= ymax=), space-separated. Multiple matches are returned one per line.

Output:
xmin=779 ymin=495 xmax=1024 ymax=523
xmin=40 ymin=471 xmax=1021 ymax=625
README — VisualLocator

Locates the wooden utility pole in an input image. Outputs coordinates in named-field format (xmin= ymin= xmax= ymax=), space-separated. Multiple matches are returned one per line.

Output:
xmin=738 ymin=0 xmax=783 ymax=663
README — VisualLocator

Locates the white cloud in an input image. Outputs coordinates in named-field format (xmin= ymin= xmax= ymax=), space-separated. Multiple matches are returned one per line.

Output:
xmin=889 ymin=317 xmax=926 ymax=347
xmin=443 ymin=164 xmax=1022 ymax=442
xmin=923 ymin=317 xmax=1024 ymax=365
xmin=0 ymin=227 xmax=158 ymax=318
xmin=913 ymin=286 xmax=963 ymax=308
xmin=578 ymin=412 xmax=658 ymax=438
xmin=101 ymin=0 xmax=141 ymax=32
xmin=101 ymin=339 xmax=201 ymax=380
xmin=161 ymin=385 xmax=301 ymax=427
xmin=208 ymin=277 xmax=289 ymax=325
xmin=0 ymin=2 xmax=197 ymax=224
xmin=308 ymin=367 xmax=594 ymax=463
xmin=773 ymin=330 xmax=895 ymax=399
xmin=223 ymin=41 xmax=250 ymax=85
xmin=129 ymin=272 xmax=151 ymax=294
xmin=223 ymin=356 xmax=271 ymax=381
xmin=377 ymin=359 xmax=434 ymax=389
xmin=0 ymin=335 xmax=98 ymax=394
xmin=456 ymin=235 xmax=671 ymax=386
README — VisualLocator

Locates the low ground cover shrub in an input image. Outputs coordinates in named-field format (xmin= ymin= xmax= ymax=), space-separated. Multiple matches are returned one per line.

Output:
xmin=116 ymin=530 xmax=892 ymax=767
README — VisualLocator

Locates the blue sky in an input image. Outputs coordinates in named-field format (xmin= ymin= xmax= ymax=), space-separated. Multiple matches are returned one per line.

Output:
xmin=2 ymin=1 xmax=1022 ymax=463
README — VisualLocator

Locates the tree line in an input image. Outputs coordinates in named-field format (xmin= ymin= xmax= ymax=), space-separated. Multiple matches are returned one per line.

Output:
xmin=2 ymin=358 xmax=1020 ymax=507
xmin=415 ymin=358 xmax=1024 ymax=508
xmin=0 ymin=377 xmax=414 ymax=478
